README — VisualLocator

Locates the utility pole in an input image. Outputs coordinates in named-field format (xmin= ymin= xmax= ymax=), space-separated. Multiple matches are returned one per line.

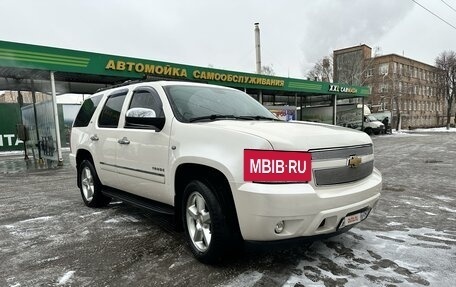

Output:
xmin=254 ymin=23 xmax=263 ymax=103
xmin=254 ymin=23 xmax=262 ymax=74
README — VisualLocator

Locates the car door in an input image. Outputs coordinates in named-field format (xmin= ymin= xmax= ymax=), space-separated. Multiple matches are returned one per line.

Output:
xmin=115 ymin=86 xmax=171 ymax=204
xmin=93 ymin=89 xmax=128 ymax=189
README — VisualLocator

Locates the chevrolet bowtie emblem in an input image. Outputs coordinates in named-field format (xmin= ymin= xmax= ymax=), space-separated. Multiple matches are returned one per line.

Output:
xmin=347 ymin=155 xmax=362 ymax=168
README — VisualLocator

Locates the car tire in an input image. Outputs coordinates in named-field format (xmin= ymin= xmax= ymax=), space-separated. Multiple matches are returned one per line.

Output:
xmin=182 ymin=180 xmax=235 ymax=264
xmin=364 ymin=127 xmax=373 ymax=135
xmin=79 ymin=160 xmax=110 ymax=208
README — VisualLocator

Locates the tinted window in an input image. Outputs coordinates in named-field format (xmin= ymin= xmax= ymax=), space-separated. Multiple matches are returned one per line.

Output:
xmin=73 ymin=94 xmax=103 ymax=127
xmin=129 ymin=88 xmax=164 ymax=117
xmin=98 ymin=90 xmax=127 ymax=128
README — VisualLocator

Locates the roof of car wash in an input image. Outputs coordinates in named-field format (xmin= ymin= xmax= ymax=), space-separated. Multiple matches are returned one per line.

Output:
xmin=0 ymin=40 xmax=369 ymax=97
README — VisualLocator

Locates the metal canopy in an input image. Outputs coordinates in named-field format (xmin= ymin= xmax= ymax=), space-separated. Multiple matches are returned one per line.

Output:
xmin=0 ymin=40 xmax=370 ymax=97
xmin=0 ymin=67 xmax=132 ymax=94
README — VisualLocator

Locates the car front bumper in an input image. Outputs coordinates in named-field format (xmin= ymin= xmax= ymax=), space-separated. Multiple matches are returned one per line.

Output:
xmin=232 ymin=168 xmax=382 ymax=241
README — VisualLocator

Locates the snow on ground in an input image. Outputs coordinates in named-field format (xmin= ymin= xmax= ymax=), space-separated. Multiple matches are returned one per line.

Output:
xmin=57 ymin=271 xmax=75 ymax=285
xmin=409 ymin=127 xmax=456 ymax=133
xmin=282 ymin=228 xmax=456 ymax=287
xmin=223 ymin=271 xmax=264 ymax=287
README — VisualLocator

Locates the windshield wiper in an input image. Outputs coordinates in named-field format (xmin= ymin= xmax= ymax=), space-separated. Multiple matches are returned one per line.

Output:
xmin=189 ymin=114 xmax=237 ymax=122
xmin=238 ymin=115 xmax=280 ymax=121
xmin=189 ymin=114 xmax=280 ymax=122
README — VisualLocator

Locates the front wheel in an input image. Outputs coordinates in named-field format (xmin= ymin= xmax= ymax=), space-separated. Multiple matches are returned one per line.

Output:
xmin=182 ymin=180 xmax=235 ymax=263
xmin=79 ymin=160 xmax=110 ymax=208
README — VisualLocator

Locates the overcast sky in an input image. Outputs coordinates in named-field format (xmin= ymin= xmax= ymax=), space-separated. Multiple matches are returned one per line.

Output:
xmin=1 ymin=0 xmax=455 ymax=79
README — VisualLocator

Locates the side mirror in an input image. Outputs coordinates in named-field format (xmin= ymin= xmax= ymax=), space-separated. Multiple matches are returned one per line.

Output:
xmin=125 ymin=108 xmax=165 ymax=131
xmin=126 ymin=107 xmax=156 ymax=118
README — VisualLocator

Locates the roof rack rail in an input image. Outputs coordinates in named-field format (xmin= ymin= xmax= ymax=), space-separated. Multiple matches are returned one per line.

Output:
xmin=95 ymin=78 xmax=149 ymax=92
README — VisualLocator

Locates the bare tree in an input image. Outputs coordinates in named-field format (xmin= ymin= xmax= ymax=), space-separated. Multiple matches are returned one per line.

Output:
xmin=307 ymin=56 xmax=333 ymax=82
xmin=435 ymin=51 xmax=456 ymax=129
xmin=390 ymin=74 xmax=404 ymax=131
xmin=260 ymin=65 xmax=275 ymax=76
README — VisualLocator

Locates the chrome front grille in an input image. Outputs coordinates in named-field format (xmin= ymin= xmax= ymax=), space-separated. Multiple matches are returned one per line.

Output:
xmin=310 ymin=144 xmax=374 ymax=186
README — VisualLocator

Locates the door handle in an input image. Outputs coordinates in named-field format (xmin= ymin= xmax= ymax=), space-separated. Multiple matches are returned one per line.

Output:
xmin=118 ymin=137 xmax=130 ymax=145
xmin=90 ymin=135 xmax=99 ymax=141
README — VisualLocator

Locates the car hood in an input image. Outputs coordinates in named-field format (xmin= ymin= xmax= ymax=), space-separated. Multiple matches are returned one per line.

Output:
xmin=204 ymin=120 xmax=372 ymax=151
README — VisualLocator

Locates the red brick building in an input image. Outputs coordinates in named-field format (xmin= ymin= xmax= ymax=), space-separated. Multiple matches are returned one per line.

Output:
xmin=334 ymin=44 xmax=447 ymax=129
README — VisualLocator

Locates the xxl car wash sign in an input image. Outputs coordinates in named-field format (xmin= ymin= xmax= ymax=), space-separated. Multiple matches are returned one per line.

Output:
xmin=328 ymin=84 xmax=358 ymax=94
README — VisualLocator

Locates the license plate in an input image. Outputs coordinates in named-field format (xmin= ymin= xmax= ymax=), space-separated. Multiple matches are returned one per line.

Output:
xmin=338 ymin=208 xmax=370 ymax=230
xmin=344 ymin=213 xmax=361 ymax=226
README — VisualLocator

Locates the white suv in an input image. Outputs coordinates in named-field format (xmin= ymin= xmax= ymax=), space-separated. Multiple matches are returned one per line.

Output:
xmin=70 ymin=81 xmax=382 ymax=263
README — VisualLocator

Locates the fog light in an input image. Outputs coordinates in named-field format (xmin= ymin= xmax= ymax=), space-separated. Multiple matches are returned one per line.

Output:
xmin=274 ymin=221 xmax=285 ymax=234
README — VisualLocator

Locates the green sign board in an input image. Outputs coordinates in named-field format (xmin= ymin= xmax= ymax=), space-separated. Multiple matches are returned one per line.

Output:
xmin=0 ymin=103 xmax=23 ymax=152
xmin=0 ymin=40 xmax=370 ymax=96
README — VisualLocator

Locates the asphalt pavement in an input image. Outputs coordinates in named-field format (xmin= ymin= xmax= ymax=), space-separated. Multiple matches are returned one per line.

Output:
xmin=0 ymin=131 xmax=455 ymax=287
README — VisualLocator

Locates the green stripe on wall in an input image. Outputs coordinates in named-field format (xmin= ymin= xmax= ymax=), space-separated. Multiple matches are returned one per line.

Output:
xmin=0 ymin=54 xmax=89 ymax=67
xmin=0 ymin=47 xmax=90 ymax=67
xmin=0 ymin=47 xmax=89 ymax=62
xmin=288 ymin=82 xmax=322 ymax=90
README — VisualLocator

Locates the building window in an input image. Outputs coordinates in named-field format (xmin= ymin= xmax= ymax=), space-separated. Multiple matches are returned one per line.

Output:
xmin=366 ymin=69 xmax=374 ymax=77
xmin=379 ymin=84 xmax=388 ymax=93
xmin=393 ymin=62 xmax=397 ymax=73
xmin=379 ymin=63 xmax=389 ymax=75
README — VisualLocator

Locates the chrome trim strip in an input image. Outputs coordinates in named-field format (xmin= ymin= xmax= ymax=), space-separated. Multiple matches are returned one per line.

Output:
xmin=312 ymin=154 xmax=374 ymax=169
xmin=310 ymin=144 xmax=373 ymax=161
xmin=100 ymin=162 xmax=165 ymax=177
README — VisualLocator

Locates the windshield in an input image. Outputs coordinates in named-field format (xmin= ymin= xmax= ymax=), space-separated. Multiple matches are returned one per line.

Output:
xmin=164 ymin=85 xmax=277 ymax=122
xmin=366 ymin=115 xmax=378 ymax=121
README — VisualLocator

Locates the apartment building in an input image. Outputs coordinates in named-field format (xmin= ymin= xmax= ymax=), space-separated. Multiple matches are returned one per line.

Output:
xmin=334 ymin=45 xmax=446 ymax=129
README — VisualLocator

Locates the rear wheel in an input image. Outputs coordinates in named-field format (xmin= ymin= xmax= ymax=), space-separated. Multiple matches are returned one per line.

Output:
xmin=182 ymin=180 xmax=237 ymax=263
xmin=79 ymin=160 xmax=110 ymax=207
